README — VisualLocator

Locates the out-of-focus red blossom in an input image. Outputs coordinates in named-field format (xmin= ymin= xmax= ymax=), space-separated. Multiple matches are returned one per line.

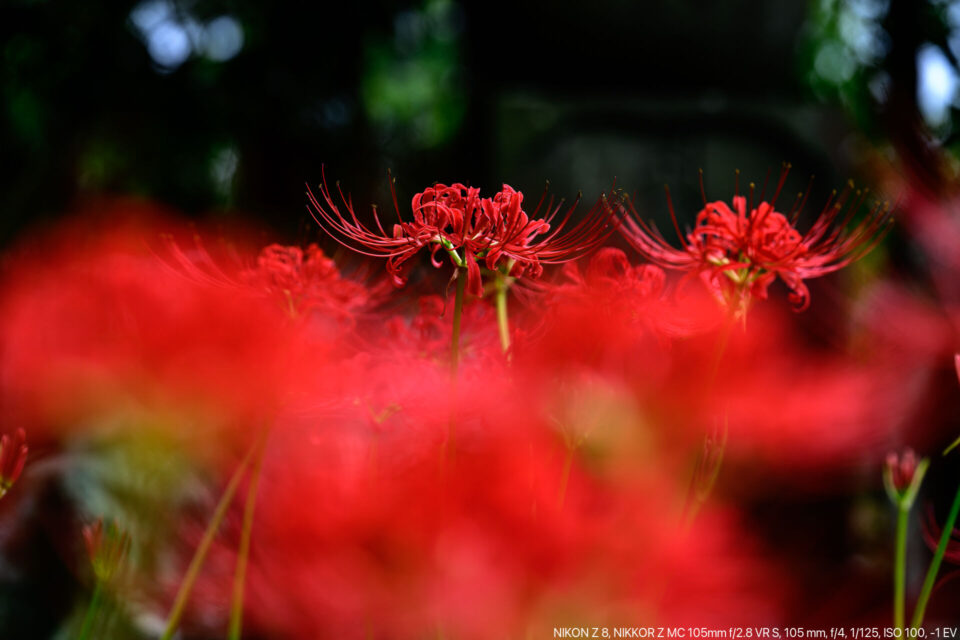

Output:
xmin=527 ymin=278 xmax=917 ymax=477
xmin=619 ymin=168 xmax=891 ymax=313
xmin=550 ymin=247 xmax=719 ymax=342
xmin=238 ymin=243 xmax=373 ymax=320
xmin=853 ymin=283 xmax=960 ymax=446
xmin=174 ymin=355 xmax=787 ymax=638
xmin=521 ymin=249 xmax=721 ymax=392
xmin=379 ymin=295 xmax=500 ymax=360
xmin=560 ymin=247 xmax=667 ymax=302
xmin=709 ymin=307 xmax=917 ymax=475
xmin=856 ymin=283 xmax=957 ymax=363
xmin=0 ymin=428 xmax=27 ymax=497
xmin=307 ymin=172 xmax=613 ymax=297
xmin=163 ymin=237 xmax=376 ymax=325
xmin=648 ymin=508 xmax=787 ymax=625
xmin=0 ymin=202 xmax=341 ymax=454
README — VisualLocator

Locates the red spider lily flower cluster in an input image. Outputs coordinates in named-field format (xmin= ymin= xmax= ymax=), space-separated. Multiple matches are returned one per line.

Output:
xmin=307 ymin=172 xmax=614 ymax=296
xmin=0 ymin=428 xmax=27 ymax=498
xmin=619 ymin=166 xmax=892 ymax=314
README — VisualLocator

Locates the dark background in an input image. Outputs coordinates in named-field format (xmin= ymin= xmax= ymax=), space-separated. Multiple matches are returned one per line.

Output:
xmin=7 ymin=0 xmax=943 ymax=248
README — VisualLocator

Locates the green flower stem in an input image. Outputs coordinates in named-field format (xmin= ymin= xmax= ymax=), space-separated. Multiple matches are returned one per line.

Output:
xmin=228 ymin=429 xmax=270 ymax=640
xmin=682 ymin=315 xmax=736 ymax=526
xmin=495 ymin=270 xmax=511 ymax=356
xmin=894 ymin=503 xmax=909 ymax=629
xmin=911 ymin=480 xmax=960 ymax=629
xmin=450 ymin=268 xmax=467 ymax=376
xmin=707 ymin=314 xmax=736 ymax=388
xmin=443 ymin=268 xmax=468 ymax=458
xmin=77 ymin=579 xmax=103 ymax=640
xmin=434 ymin=237 xmax=465 ymax=268
xmin=944 ymin=435 xmax=960 ymax=456
xmin=160 ymin=445 xmax=257 ymax=640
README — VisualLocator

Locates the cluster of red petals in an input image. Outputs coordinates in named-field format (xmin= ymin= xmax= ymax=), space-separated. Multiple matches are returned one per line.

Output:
xmin=620 ymin=169 xmax=891 ymax=311
xmin=380 ymin=295 xmax=500 ymax=360
xmin=307 ymin=172 xmax=613 ymax=297
xmin=174 ymin=358 xmax=787 ymax=638
xmin=0 ymin=212 xmax=338 ymax=457
xmin=553 ymin=247 xmax=720 ymax=340
xmin=239 ymin=243 xmax=375 ymax=320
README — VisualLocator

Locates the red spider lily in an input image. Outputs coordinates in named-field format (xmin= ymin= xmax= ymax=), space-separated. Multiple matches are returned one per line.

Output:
xmin=0 ymin=428 xmax=27 ymax=498
xmin=618 ymin=166 xmax=892 ymax=313
xmin=307 ymin=171 xmax=614 ymax=297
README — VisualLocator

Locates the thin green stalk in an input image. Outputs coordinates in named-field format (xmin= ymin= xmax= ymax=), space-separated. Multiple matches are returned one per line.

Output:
xmin=706 ymin=314 xmax=736 ymax=389
xmin=78 ymin=579 xmax=103 ymax=640
xmin=911 ymin=481 xmax=960 ymax=629
xmin=495 ymin=273 xmax=510 ymax=355
xmin=944 ymin=434 xmax=960 ymax=456
xmin=494 ymin=261 xmax=514 ymax=357
xmin=450 ymin=268 xmax=466 ymax=376
xmin=681 ymin=315 xmax=736 ymax=525
xmin=161 ymin=446 xmax=256 ymax=640
xmin=436 ymin=237 xmax=465 ymax=268
xmin=894 ymin=503 xmax=908 ymax=629
xmin=443 ymin=269 xmax=468 ymax=459
xmin=228 ymin=431 xmax=269 ymax=640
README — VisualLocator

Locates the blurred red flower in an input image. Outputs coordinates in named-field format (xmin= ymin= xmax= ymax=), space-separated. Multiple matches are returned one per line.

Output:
xmin=0 ymin=202 xmax=345 ymax=455
xmin=174 ymin=352 xmax=788 ymax=638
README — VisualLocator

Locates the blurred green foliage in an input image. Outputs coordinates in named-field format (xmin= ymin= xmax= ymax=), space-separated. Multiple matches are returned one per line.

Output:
xmin=362 ymin=0 xmax=466 ymax=149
